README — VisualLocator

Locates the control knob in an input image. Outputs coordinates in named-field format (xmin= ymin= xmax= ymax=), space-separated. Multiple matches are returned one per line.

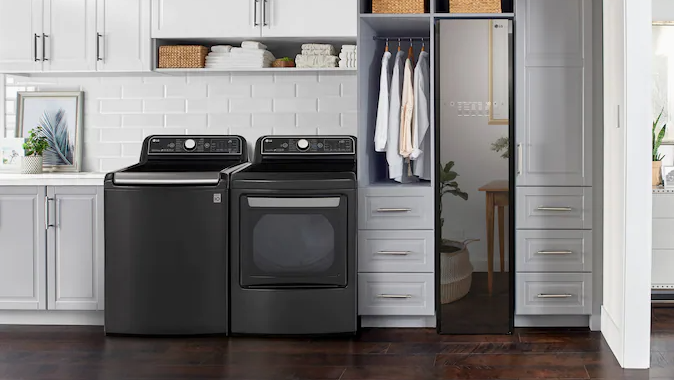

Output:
xmin=297 ymin=139 xmax=310 ymax=151
xmin=184 ymin=139 xmax=196 ymax=150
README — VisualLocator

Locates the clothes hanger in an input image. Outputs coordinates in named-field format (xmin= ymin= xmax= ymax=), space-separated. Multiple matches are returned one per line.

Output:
xmin=421 ymin=38 xmax=426 ymax=52
xmin=385 ymin=38 xmax=389 ymax=52
xmin=397 ymin=38 xmax=401 ymax=52
xmin=408 ymin=38 xmax=414 ymax=64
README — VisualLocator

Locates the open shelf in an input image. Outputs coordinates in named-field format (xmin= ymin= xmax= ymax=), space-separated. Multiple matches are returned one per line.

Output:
xmin=154 ymin=68 xmax=357 ymax=74
xmin=433 ymin=12 xmax=514 ymax=19
xmin=360 ymin=14 xmax=432 ymax=35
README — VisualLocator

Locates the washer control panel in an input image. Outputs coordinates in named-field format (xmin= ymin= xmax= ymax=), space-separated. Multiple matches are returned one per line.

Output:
xmin=262 ymin=137 xmax=355 ymax=154
xmin=148 ymin=136 xmax=242 ymax=155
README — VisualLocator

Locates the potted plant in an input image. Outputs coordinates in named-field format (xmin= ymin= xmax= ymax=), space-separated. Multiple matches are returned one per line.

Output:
xmin=490 ymin=136 xmax=509 ymax=159
xmin=654 ymin=109 xmax=668 ymax=186
xmin=21 ymin=127 xmax=49 ymax=174
xmin=439 ymin=161 xmax=476 ymax=304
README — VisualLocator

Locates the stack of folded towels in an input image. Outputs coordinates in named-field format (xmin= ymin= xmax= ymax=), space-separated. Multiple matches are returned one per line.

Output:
xmin=338 ymin=45 xmax=357 ymax=68
xmin=205 ymin=41 xmax=276 ymax=69
xmin=295 ymin=44 xmax=338 ymax=68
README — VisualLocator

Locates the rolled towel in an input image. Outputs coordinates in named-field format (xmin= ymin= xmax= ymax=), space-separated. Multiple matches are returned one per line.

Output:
xmin=341 ymin=45 xmax=357 ymax=52
xmin=339 ymin=52 xmax=357 ymax=60
xmin=339 ymin=61 xmax=357 ymax=68
xmin=241 ymin=41 xmax=268 ymax=50
xmin=211 ymin=45 xmax=232 ymax=53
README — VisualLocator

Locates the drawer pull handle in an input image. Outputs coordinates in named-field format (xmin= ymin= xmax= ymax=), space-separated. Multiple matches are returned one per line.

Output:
xmin=376 ymin=208 xmax=412 ymax=213
xmin=377 ymin=251 xmax=411 ymax=255
xmin=536 ymin=250 xmax=573 ymax=255
xmin=537 ymin=294 xmax=573 ymax=299
xmin=537 ymin=206 xmax=573 ymax=211
xmin=377 ymin=294 xmax=412 ymax=299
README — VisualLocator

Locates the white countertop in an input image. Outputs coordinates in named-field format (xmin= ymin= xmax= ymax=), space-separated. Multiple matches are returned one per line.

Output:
xmin=0 ymin=172 xmax=106 ymax=186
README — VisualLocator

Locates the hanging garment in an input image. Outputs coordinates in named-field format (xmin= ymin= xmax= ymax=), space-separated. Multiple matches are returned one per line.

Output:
xmin=386 ymin=50 xmax=406 ymax=182
xmin=411 ymin=51 xmax=431 ymax=180
xmin=374 ymin=50 xmax=392 ymax=152
xmin=399 ymin=57 xmax=415 ymax=159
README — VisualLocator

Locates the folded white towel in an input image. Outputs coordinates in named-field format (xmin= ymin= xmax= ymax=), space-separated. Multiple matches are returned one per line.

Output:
xmin=339 ymin=61 xmax=357 ymax=68
xmin=241 ymin=41 xmax=268 ymax=50
xmin=301 ymin=49 xmax=335 ymax=56
xmin=341 ymin=45 xmax=357 ymax=52
xmin=230 ymin=48 xmax=276 ymax=61
xmin=296 ymin=54 xmax=338 ymax=68
xmin=339 ymin=52 xmax=357 ymax=60
xmin=211 ymin=45 xmax=232 ymax=53
xmin=207 ymin=53 xmax=232 ymax=59
xmin=301 ymin=44 xmax=336 ymax=55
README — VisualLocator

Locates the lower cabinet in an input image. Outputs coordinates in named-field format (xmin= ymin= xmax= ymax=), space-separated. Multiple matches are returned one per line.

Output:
xmin=0 ymin=185 xmax=104 ymax=311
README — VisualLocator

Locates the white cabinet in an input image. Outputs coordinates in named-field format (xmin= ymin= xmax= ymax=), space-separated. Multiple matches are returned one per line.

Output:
xmin=0 ymin=187 xmax=46 ymax=310
xmin=515 ymin=0 xmax=593 ymax=187
xmin=262 ymin=0 xmax=357 ymax=37
xmin=43 ymin=0 xmax=97 ymax=72
xmin=96 ymin=0 xmax=151 ymax=72
xmin=0 ymin=0 xmax=43 ymax=72
xmin=151 ymin=0 xmax=259 ymax=38
xmin=47 ymin=187 xmax=103 ymax=311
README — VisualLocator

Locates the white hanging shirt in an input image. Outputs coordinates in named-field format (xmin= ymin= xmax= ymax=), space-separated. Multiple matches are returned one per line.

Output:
xmin=374 ymin=51 xmax=392 ymax=152
xmin=399 ymin=57 xmax=415 ymax=158
xmin=387 ymin=51 xmax=406 ymax=182
xmin=411 ymin=51 xmax=431 ymax=180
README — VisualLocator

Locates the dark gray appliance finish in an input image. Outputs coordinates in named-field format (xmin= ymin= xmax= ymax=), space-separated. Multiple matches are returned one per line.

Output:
xmin=104 ymin=135 xmax=249 ymax=336
xmin=230 ymin=136 xmax=358 ymax=336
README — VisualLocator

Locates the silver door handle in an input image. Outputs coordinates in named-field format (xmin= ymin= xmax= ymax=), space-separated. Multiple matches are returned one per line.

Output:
xmin=537 ymin=206 xmax=573 ymax=211
xmin=253 ymin=0 xmax=259 ymax=26
xmin=96 ymin=33 xmax=103 ymax=61
xmin=262 ymin=0 xmax=268 ymax=26
xmin=34 ymin=34 xmax=40 ymax=61
xmin=42 ymin=34 xmax=48 ymax=61
xmin=536 ymin=250 xmax=573 ymax=255
xmin=376 ymin=208 xmax=412 ymax=213
xmin=376 ymin=251 xmax=411 ymax=256
xmin=377 ymin=294 xmax=412 ymax=299
xmin=45 ymin=197 xmax=54 ymax=229
xmin=517 ymin=143 xmax=522 ymax=175
xmin=537 ymin=294 xmax=573 ymax=299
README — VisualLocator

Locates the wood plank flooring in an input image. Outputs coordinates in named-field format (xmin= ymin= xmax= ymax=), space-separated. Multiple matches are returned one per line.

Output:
xmin=1 ymin=308 xmax=673 ymax=379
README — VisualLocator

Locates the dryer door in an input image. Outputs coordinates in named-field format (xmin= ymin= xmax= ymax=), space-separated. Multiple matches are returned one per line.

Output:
xmin=239 ymin=194 xmax=348 ymax=288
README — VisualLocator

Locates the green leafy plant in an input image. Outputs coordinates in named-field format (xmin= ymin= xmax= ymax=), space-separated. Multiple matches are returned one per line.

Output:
xmin=279 ymin=57 xmax=293 ymax=62
xmin=22 ymin=127 xmax=49 ymax=157
xmin=654 ymin=108 xmax=668 ymax=161
xmin=440 ymin=161 xmax=468 ymax=227
xmin=491 ymin=136 xmax=509 ymax=159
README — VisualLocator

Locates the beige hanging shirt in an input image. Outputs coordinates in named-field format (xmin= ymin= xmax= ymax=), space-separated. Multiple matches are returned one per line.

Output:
xmin=399 ymin=57 xmax=414 ymax=158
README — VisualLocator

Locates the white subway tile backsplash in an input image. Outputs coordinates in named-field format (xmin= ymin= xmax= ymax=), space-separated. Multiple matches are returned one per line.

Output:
xmin=88 ymin=85 xmax=122 ymax=99
xmin=141 ymin=128 xmax=187 ymax=138
xmin=272 ymin=126 xmax=317 ymax=135
xmin=101 ymin=128 xmax=144 ymax=142
xmin=318 ymin=73 xmax=354 ymax=83
xmin=100 ymin=157 xmax=138 ymax=172
xmin=319 ymin=97 xmax=356 ymax=112
xmin=121 ymin=143 xmax=142 ymax=157
xmin=88 ymin=114 xmax=122 ymax=128
xmin=253 ymin=113 xmax=296 ymax=128
xmin=275 ymin=73 xmax=318 ymax=83
xmin=187 ymin=98 xmax=228 ymax=114
xmin=252 ymin=83 xmax=295 ymax=98
xmin=341 ymin=112 xmax=357 ymax=129
xmin=230 ymin=98 xmax=273 ymax=113
xmin=143 ymin=75 xmax=186 ymax=85
xmin=274 ymin=98 xmax=317 ymax=113
xmin=100 ymin=99 xmax=143 ymax=114
xmin=123 ymin=84 xmax=165 ymax=99
xmin=342 ymin=81 xmax=356 ymax=97
xmin=100 ymin=77 xmax=144 ymax=85
xmin=187 ymin=74 xmax=231 ymax=84
xmin=166 ymin=84 xmax=208 ymax=99
xmin=166 ymin=114 xmax=208 ymax=129
xmin=297 ymin=83 xmax=340 ymax=97
xmin=143 ymin=99 xmax=186 ymax=114
xmin=231 ymin=73 xmax=274 ymax=84
xmin=122 ymin=114 xmax=165 ymax=128
xmin=84 ymin=142 xmax=122 ymax=157
xmin=209 ymin=84 xmax=252 ymax=98
xmin=210 ymin=113 xmax=252 ymax=129
xmin=297 ymin=113 xmax=340 ymax=128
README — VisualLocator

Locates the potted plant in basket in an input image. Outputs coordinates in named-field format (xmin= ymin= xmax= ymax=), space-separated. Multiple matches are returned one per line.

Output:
xmin=439 ymin=161 xmax=477 ymax=304
xmin=654 ymin=109 xmax=668 ymax=186
xmin=22 ymin=127 xmax=49 ymax=174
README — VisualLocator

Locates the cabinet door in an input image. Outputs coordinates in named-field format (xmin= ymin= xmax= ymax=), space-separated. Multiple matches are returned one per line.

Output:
xmin=0 ymin=0 xmax=43 ymax=72
xmin=43 ymin=0 xmax=97 ymax=72
xmin=515 ymin=0 xmax=593 ymax=186
xmin=151 ymin=0 xmax=260 ymax=38
xmin=262 ymin=0 xmax=356 ymax=37
xmin=96 ymin=0 xmax=151 ymax=72
xmin=0 ymin=187 xmax=46 ymax=310
xmin=47 ymin=186 xmax=103 ymax=311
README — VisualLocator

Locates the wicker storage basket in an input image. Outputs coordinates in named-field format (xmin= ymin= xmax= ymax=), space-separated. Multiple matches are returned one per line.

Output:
xmin=440 ymin=239 xmax=477 ymax=304
xmin=158 ymin=45 xmax=208 ymax=69
xmin=373 ymin=0 xmax=425 ymax=14
xmin=449 ymin=0 xmax=501 ymax=13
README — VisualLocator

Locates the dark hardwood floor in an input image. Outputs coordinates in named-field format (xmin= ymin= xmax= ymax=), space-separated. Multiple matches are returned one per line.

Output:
xmin=1 ymin=308 xmax=674 ymax=379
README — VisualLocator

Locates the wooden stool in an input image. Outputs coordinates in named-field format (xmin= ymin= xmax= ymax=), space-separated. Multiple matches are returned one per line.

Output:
xmin=478 ymin=180 xmax=509 ymax=295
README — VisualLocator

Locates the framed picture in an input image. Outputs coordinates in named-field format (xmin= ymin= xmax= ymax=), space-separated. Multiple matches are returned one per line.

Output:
xmin=15 ymin=91 xmax=83 ymax=172
xmin=0 ymin=137 xmax=23 ymax=172
xmin=488 ymin=19 xmax=510 ymax=125
xmin=663 ymin=165 xmax=674 ymax=188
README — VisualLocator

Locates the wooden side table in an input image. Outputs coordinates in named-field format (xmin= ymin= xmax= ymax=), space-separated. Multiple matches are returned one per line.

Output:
xmin=478 ymin=180 xmax=509 ymax=295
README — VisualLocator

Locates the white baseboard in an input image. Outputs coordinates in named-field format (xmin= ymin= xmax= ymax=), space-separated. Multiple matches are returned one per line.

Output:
xmin=514 ymin=314 xmax=590 ymax=328
xmin=601 ymin=306 xmax=623 ymax=364
xmin=0 ymin=311 xmax=103 ymax=326
xmin=590 ymin=313 xmax=601 ymax=331
xmin=361 ymin=315 xmax=436 ymax=328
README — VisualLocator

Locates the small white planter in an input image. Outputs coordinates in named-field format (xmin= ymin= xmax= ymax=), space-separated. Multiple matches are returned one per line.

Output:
xmin=21 ymin=155 xmax=44 ymax=174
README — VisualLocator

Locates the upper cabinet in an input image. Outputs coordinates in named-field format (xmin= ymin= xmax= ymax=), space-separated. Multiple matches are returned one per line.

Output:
xmin=96 ymin=0 xmax=151 ymax=72
xmin=515 ymin=0 xmax=593 ymax=187
xmin=43 ymin=0 xmax=97 ymax=72
xmin=151 ymin=0 xmax=356 ymax=38
xmin=151 ymin=0 xmax=259 ymax=39
xmin=0 ymin=0 xmax=43 ymax=72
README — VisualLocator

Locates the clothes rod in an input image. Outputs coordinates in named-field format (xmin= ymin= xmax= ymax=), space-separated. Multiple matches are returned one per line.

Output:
xmin=372 ymin=37 xmax=429 ymax=41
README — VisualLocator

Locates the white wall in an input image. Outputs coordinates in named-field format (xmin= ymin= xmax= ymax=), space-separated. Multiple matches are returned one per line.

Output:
xmin=439 ymin=19 xmax=510 ymax=272
xmin=2 ymin=73 xmax=357 ymax=171
xmin=654 ymin=0 xmax=674 ymax=21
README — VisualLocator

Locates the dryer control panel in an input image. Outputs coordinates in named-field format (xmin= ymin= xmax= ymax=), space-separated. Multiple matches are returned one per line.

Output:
xmin=261 ymin=137 xmax=355 ymax=154
xmin=148 ymin=136 xmax=243 ymax=155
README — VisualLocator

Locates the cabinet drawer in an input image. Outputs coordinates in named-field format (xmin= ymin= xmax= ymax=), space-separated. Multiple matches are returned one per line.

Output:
xmin=516 ymin=230 xmax=592 ymax=272
xmin=653 ymin=194 xmax=674 ymax=218
xmin=653 ymin=218 xmax=674 ymax=249
xmin=359 ymin=187 xmax=434 ymax=230
xmin=516 ymin=187 xmax=592 ymax=230
xmin=516 ymin=273 xmax=592 ymax=315
xmin=358 ymin=230 xmax=434 ymax=273
xmin=358 ymin=273 xmax=434 ymax=316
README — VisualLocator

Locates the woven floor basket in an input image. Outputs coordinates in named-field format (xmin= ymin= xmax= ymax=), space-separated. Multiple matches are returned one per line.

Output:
xmin=158 ymin=45 xmax=208 ymax=68
xmin=440 ymin=239 xmax=477 ymax=304
xmin=373 ymin=0 xmax=425 ymax=13
xmin=449 ymin=0 xmax=501 ymax=13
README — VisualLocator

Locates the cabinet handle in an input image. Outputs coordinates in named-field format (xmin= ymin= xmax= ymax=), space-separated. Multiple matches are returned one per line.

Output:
xmin=253 ymin=0 xmax=260 ymax=26
xmin=376 ymin=208 xmax=412 ymax=213
xmin=45 ymin=197 xmax=54 ymax=229
xmin=537 ymin=294 xmax=573 ymax=299
xmin=42 ymin=34 xmax=48 ymax=61
xmin=376 ymin=251 xmax=411 ymax=256
xmin=262 ymin=0 xmax=268 ymax=26
xmin=377 ymin=294 xmax=412 ymax=299
xmin=34 ymin=34 xmax=40 ymax=62
xmin=96 ymin=33 xmax=103 ymax=61
xmin=536 ymin=250 xmax=573 ymax=255
xmin=537 ymin=206 xmax=573 ymax=212
xmin=517 ymin=143 xmax=522 ymax=175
